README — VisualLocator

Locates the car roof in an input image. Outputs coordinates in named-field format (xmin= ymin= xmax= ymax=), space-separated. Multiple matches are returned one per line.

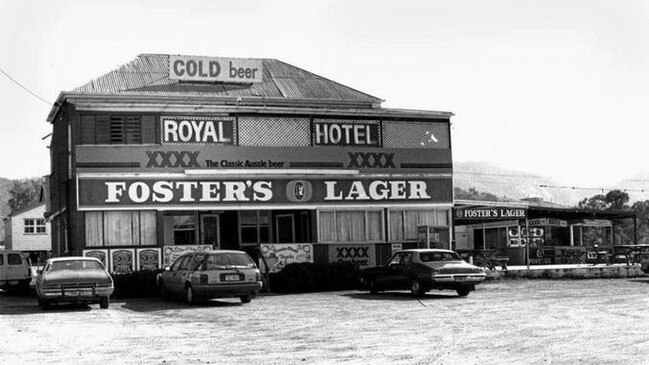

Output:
xmin=397 ymin=249 xmax=457 ymax=254
xmin=47 ymin=256 xmax=102 ymax=263
xmin=183 ymin=250 xmax=249 ymax=256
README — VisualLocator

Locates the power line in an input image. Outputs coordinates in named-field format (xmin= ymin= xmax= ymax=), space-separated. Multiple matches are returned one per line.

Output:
xmin=539 ymin=185 xmax=649 ymax=193
xmin=0 ymin=67 xmax=53 ymax=106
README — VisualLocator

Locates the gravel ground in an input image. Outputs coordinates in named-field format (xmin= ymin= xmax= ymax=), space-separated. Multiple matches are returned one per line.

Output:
xmin=1 ymin=278 xmax=649 ymax=364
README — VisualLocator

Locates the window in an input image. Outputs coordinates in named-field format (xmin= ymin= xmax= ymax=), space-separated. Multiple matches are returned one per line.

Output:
xmin=173 ymin=215 xmax=196 ymax=245
xmin=85 ymin=211 xmax=157 ymax=247
xmin=317 ymin=209 xmax=384 ymax=243
xmin=24 ymin=218 xmax=46 ymax=234
xmin=80 ymin=114 xmax=155 ymax=145
xmin=8 ymin=254 xmax=22 ymax=265
xmin=239 ymin=211 xmax=270 ymax=245
xmin=389 ymin=209 xmax=449 ymax=241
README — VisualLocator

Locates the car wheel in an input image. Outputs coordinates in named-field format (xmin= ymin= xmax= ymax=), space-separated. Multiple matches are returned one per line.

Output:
xmin=160 ymin=282 xmax=169 ymax=301
xmin=240 ymin=294 xmax=252 ymax=304
xmin=410 ymin=279 xmax=425 ymax=296
xmin=38 ymin=296 xmax=50 ymax=309
xmin=368 ymin=280 xmax=379 ymax=294
xmin=456 ymin=287 xmax=471 ymax=297
xmin=185 ymin=285 xmax=197 ymax=305
xmin=99 ymin=296 xmax=110 ymax=309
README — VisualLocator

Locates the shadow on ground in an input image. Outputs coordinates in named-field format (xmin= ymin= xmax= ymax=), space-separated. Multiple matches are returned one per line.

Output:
xmin=120 ymin=297 xmax=245 ymax=312
xmin=343 ymin=291 xmax=462 ymax=301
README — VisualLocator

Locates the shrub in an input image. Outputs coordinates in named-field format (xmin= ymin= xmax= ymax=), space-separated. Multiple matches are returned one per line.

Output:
xmin=111 ymin=270 xmax=163 ymax=298
xmin=270 ymin=261 xmax=362 ymax=293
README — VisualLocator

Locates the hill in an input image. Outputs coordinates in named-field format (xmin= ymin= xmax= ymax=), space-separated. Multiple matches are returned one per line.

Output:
xmin=453 ymin=161 xmax=591 ymax=205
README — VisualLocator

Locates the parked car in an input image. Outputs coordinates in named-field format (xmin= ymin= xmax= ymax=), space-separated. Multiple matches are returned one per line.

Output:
xmin=157 ymin=250 xmax=263 ymax=305
xmin=0 ymin=250 xmax=31 ymax=291
xmin=35 ymin=257 xmax=114 ymax=309
xmin=360 ymin=249 xmax=487 ymax=297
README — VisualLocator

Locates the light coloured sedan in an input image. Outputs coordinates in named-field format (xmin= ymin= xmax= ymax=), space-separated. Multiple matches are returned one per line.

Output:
xmin=361 ymin=249 xmax=486 ymax=297
xmin=35 ymin=257 xmax=114 ymax=309
xmin=157 ymin=250 xmax=263 ymax=305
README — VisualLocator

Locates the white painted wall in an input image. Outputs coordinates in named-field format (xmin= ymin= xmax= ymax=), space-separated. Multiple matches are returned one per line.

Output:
xmin=8 ymin=204 xmax=51 ymax=251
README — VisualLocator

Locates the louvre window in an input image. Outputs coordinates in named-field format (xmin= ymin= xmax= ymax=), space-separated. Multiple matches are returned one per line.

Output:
xmin=80 ymin=114 xmax=155 ymax=145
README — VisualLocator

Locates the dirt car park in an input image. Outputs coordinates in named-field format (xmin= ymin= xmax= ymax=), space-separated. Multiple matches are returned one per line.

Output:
xmin=1 ymin=278 xmax=649 ymax=364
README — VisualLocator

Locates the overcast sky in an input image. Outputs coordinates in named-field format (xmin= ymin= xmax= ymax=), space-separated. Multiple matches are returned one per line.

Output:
xmin=1 ymin=0 xmax=648 ymax=188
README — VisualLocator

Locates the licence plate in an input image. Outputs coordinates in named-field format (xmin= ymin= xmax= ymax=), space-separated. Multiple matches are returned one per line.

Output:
xmin=454 ymin=276 xmax=467 ymax=282
xmin=225 ymin=275 xmax=241 ymax=281
xmin=64 ymin=290 xmax=79 ymax=297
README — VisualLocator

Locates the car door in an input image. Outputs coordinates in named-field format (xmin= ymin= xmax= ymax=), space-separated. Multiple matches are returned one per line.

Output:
xmin=6 ymin=253 xmax=27 ymax=282
xmin=379 ymin=252 xmax=408 ymax=290
xmin=165 ymin=255 xmax=191 ymax=294
xmin=0 ymin=253 xmax=6 ymax=284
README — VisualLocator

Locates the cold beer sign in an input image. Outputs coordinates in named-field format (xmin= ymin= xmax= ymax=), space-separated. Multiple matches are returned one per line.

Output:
xmin=169 ymin=56 xmax=263 ymax=83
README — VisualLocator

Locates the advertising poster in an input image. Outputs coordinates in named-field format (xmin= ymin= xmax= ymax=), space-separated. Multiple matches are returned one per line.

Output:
xmin=328 ymin=244 xmax=376 ymax=269
xmin=259 ymin=244 xmax=313 ymax=273
xmin=162 ymin=245 xmax=212 ymax=268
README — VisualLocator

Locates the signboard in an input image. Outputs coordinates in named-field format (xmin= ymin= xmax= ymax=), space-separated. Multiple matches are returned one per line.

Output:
xmin=162 ymin=245 xmax=212 ymax=268
xmin=161 ymin=116 xmax=236 ymax=145
xmin=259 ymin=243 xmax=313 ymax=273
xmin=169 ymin=56 xmax=263 ymax=83
xmin=328 ymin=244 xmax=376 ymax=269
xmin=136 ymin=248 xmax=162 ymax=271
xmin=76 ymin=145 xmax=452 ymax=173
xmin=528 ymin=218 xmax=568 ymax=227
xmin=77 ymin=176 xmax=453 ymax=209
xmin=110 ymin=248 xmax=135 ymax=274
xmin=312 ymin=120 xmax=381 ymax=147
xmin=454 ymin=207 xmax=527 ymax=220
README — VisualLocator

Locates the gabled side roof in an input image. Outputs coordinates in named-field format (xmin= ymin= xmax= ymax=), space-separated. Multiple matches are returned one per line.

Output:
xmin=71 ymin=54 xmax=383 ymax=105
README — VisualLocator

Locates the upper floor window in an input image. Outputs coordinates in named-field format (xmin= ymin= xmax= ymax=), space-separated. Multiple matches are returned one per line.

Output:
xmin=80 ymin=114 xmax=155 ymax=145
xmin=24 ymin=218 xmax=47 ymax=234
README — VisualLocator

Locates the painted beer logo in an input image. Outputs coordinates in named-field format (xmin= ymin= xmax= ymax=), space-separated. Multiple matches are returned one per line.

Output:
xmin=286 ymin=180 xmax=313 ymax=203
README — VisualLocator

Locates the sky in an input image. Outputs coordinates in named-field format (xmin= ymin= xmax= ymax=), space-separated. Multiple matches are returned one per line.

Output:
xmin=1 ymin=0 xmax=648 ymax=188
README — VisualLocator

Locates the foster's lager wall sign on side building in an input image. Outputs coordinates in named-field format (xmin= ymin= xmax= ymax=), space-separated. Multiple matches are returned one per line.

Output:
xmin=169 ymin=55 xmax=263 ymax=83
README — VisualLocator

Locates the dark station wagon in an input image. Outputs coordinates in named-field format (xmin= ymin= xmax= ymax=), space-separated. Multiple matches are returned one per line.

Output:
xmin=361 ymin=249 xmax=487 ymax=297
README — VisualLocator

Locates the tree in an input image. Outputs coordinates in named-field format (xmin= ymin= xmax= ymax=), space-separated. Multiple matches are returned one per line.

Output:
xmin=8 ymin=177 xmax=43 ymax=214
xmin=577 ymin=190 xmax=629 ymax=211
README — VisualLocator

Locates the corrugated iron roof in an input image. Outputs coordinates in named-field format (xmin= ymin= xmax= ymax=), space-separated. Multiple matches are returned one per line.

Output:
xmin=72 ymin=54 xmax=383 ymax=106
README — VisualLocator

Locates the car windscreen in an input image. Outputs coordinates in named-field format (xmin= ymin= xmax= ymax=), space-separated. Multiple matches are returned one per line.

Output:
xmin=419 ymin=252 xmax=462 ymax=262
xmin=50 ymin=260 xmax=104 ymax=271
xmin=204 ymin=253 xmax=255 ymax=269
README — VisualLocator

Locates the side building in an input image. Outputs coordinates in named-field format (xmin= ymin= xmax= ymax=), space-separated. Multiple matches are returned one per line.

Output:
xmin=3 ymin=203 xmax=52 ymax=264
xmin=45 ymin=54 xmax=453 ymax=273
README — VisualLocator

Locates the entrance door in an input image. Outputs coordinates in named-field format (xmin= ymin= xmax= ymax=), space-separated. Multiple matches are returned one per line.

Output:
xmin=276 ymin=214 xmax=295 ymax=243
xmin=201 ymin=214 xmax=220 ymax=249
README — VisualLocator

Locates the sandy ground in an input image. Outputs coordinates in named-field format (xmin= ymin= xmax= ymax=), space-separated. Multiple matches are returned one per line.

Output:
xmin=1 ymin=278 xmax=649 ymax=364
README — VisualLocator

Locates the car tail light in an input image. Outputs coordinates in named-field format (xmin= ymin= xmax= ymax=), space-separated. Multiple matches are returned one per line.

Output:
xmin=199 ymin=274 xmax=208 ymax=284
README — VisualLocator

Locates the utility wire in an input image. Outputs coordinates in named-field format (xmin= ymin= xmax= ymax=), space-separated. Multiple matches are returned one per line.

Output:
xmin=0 ymin=67 xmax=53 ymax=106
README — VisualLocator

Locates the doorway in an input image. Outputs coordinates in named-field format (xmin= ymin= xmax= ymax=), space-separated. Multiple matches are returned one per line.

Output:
xmin=276 ymin=214 xmax=295 ymax=243
xmin=201 ymin=214 xmax=220 ymax=248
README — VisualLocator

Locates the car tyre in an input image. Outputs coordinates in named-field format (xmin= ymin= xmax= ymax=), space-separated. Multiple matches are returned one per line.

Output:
xmin=185 ymin=285 xmax=197 ymax=305
xmin=240 ymin=294 xmax=252 ymax=304
xmin=160 ymin=282 xmax=169 ymax=301
xmin=368 ymin=280 xmax=379 ymax=294
xmin=456 ymin=287 xmax=471 ymax=297
xmin=38 ymin=296 xmax=50 ymax=310
xmin=410 ymin=279 xmax=425 ymax=297
xmin=99 ymin=296 xmax=110 ymax=309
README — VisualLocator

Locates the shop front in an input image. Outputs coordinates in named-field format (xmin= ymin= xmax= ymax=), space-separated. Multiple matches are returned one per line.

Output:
xmin=453 ymin=201 xmax=638 ymax=266
xmin=46 ymin=54 xmax=455 ymax=273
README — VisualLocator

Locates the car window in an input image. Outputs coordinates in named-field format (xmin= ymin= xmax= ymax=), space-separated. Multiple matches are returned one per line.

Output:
xmin=388 ymin=253 xmax=403 ymax=265
xmin=170 ymin=255 xmax=186 ymax=271
xmin=50 ymin=260 xmax=104 ymax=271
xmin=0 ymin=254 xmax=4 ymax=266
xmin=401 ymin=253 xmax=415 ymax=264
xmin=191 ymin=254 xmax=207 ymax=270
xmin=204 ymin=253 xmax=255 ymax=269
xmin=419 ymin=252 xmax=461 ymax=262
xmin=8 ymin=254 xmax=23 ymax=265
xmin=178 ymin=255 xmax=193 ymax=271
